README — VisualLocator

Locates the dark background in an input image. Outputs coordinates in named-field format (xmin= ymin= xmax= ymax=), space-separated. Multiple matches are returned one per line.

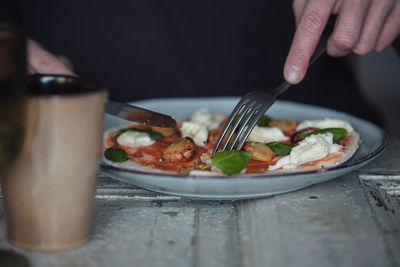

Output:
xmin=2 ymin=0 xmax=399 ymax=135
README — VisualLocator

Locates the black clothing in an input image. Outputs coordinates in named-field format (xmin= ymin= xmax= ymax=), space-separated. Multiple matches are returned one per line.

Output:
xmin=2 ymin=0 xmax=382 ymax=124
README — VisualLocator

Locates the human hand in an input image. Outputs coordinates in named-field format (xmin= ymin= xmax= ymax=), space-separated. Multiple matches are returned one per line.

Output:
xmin=27 ymin=38 xmax=76 ymax=76
xmin=284 ymin=0 xmax=400 ymax=84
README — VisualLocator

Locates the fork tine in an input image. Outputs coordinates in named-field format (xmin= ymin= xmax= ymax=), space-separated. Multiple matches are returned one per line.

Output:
xmin=212 ymin=97 xmax=250 ymax=155
xmin=218 ymin=103 xmax=256 ymax=154
xmin=222 ymin=101 xmax=258 ymax=151
xmin=235 ymin=105 xmax=269 ymax=150
xmin=226 ymin=104 xmax=259 ymax=150
xmin=222 ymin=102 xmax=257 ymax=150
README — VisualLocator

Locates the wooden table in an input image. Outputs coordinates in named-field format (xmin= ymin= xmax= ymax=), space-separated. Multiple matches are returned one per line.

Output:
xmin=1 ymin=140 xmax=399 ymax=267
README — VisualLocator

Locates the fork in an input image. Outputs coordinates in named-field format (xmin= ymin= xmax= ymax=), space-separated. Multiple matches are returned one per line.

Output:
xmin=213 ymin=17 xmax=336 ymax=155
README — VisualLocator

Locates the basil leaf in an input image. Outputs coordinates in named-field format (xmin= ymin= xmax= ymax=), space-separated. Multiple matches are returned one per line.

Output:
xmin=266 ymin=142 xmax=293 ymax=156
xmin=301 ymin=128 xmax=347 ymax=143
xmin=104 ymin=147 xmax=129 ymax=162
xmin=235 ymin=114 xmax=272 ymax=127
xmin=141 ymin=129 xmax=164 ymax=140
xmin=256 ymin=115 xmax=273 ymax=127
xmin=112 ymin=128 xmax=164 ymax=140
xmin=204 ymin=150 xmax=252 ymax=175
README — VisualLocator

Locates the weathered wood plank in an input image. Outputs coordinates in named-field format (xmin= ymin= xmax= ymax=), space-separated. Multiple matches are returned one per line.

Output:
xmin=95 ymin=175 xmax=182 ymax=201
xmin=359 ymin=175 xmax=400 ymax=267
xmin=0 ymin=199 xmax=164 ymax=267
xmin=0 ymin=141 xmax=399 ymax=267
xmin=237 ymin=196 xmax=285 ymax=267
xmin=144 ymin=202 xmax=196 ymax=267
xmin=195 ymin=201 xmax=240 ymax=267
xmin=0 ymin=196 xmax=242 ymax=267
xmin=237 ymin=174 xmax=393 ymax=267
xmin=356 ymin=139 xmax=400 ymax=266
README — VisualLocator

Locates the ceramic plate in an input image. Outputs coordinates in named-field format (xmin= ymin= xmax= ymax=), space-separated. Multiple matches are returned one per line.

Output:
xmin=100 ymin=97 xmax=388 ymax=199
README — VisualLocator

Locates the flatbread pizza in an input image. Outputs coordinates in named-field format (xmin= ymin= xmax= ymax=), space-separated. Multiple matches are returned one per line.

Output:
xmin=103 ymin=109 xmax=360 ymax=175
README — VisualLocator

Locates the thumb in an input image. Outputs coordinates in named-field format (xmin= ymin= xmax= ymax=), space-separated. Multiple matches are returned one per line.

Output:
xmin=27 ymin=38 xmax=76 ymax=76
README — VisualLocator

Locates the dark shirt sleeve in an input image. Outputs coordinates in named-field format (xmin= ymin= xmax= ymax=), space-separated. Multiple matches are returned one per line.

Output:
xmin=0 ymin=0 xmax=20 ymax=24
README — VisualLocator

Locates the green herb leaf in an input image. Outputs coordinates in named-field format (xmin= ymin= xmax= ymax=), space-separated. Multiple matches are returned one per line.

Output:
xmin=204 ymin=150 xmax=252 ymax=175
xmin=266 ymin=142 xmax=293 ymax=156
xmin=256 ymin=115 xmax=273 ymax=127
xmin=112 ymin=128 xmax=164 ymax=140
xmin=235 ymin=114 xmax=272 ymax=127
xmin=104 ymin=147 xmax=129 ymax=162
xmin=301 ymin=128 xmax=348 ymax=143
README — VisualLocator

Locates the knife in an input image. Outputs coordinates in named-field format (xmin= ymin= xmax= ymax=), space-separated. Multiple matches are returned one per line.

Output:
xmin=106 ymin=100 xmax=176 ymax=127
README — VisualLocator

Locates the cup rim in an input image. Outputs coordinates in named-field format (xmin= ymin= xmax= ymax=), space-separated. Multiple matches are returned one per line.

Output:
xmin=28 ymin=74 xmax=106 ymax=96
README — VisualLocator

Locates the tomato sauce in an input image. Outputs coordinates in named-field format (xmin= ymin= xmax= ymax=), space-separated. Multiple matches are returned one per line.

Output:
xmin=107 ymin=125 xmax=210 ymax=173
xmin=106 ymin=125 xmax=353 ymax=174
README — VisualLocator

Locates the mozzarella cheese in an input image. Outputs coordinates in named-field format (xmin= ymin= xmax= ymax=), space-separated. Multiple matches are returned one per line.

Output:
xmin=117 ymin=131 xmax=155 ymax=147
xmin=296 ymin=118 xmax=354 ymax=133
xmin=247 ymin=126 xmax=289 ymax=143
xmin=191 ymin=109 xmax=226 ymax=130
xmin=268 ymin=133 xmax=342 ymax=170
xmin=181 ymin=121 xmax=208 ymax=146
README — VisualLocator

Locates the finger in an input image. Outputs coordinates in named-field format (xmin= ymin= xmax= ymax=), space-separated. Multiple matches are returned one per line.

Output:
xmin=284 ymin=0 xmax=336 ymax=84
xmin=375 ymin=1 xmax=400 ymax=51
xmin=27 ymin=39 xmax=76 ymax=76
xmin=292 ymin=0 xmax=309 ymax=25
xmin=353 ymin=0 xmax=395 ymax=55
xmin=27 ymin=65 xmax=35 ymax=75
xmin=327 ymin=0 xmax=371 ymax=57
xmin=58 ymin=56 xmax=75 ymax=72
xmin=332 ymin=0 xmax=342 ymax=14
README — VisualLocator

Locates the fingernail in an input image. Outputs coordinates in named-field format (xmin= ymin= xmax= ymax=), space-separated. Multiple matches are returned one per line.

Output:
xmin=375 ymin=44 xmax=384 ymax=52
xmin=285 ymin=65 xmax=302 ymax=84
xmin=353 ymin=43 xmax=369 ymax=55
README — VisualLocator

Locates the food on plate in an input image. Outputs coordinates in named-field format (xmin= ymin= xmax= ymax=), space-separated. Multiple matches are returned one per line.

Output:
xmin=103 ymin=109 xmax=360 ymax=175
xmin=243 ymin=142 xmax=275 ymax=162
xmin=202 ymin=150 xmax=252 ymax=175
xmin=149 ymin=126 xmax=176 ymax=137
xmin=291 ymin=127 xmax=318 ymax=143
xmin=163 ymin=137 xmax=196 ymax=162
xmin=268 ymin=119 xmax=297 ymax=133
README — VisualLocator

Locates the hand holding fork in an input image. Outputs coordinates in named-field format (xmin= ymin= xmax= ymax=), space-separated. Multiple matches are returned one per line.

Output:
xmin=213 ymin=16 xmax=336 ymax=155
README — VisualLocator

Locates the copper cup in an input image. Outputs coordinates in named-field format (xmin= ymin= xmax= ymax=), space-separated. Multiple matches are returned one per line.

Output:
xmin=2 ymin=75 xmax=107 ymax=250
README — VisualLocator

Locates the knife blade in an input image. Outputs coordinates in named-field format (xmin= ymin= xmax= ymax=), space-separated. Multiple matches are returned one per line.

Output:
xmin=106 ymin=100 xmax=176 ymax=127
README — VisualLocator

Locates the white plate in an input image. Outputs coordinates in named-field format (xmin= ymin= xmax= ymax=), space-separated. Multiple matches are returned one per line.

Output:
xmin=100 ymin=97 xmax=388 ymax=199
